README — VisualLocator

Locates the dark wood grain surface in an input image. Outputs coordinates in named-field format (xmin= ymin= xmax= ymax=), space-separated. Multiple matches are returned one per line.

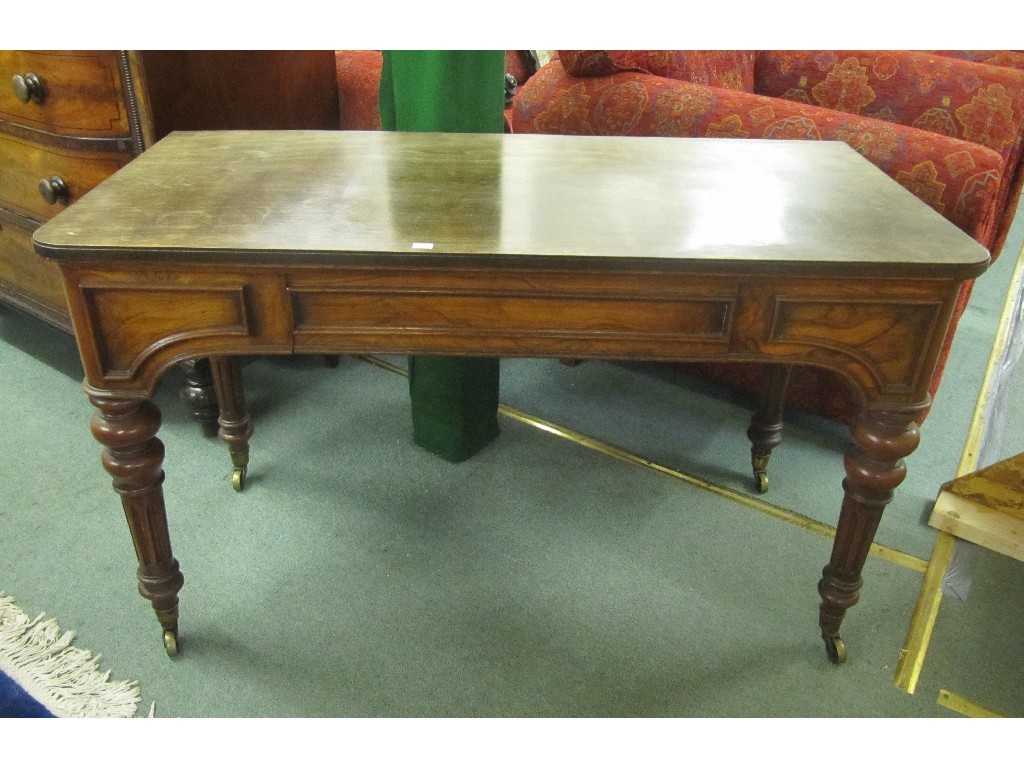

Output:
xmin=34 ymin=130 xmax=989 ymax=275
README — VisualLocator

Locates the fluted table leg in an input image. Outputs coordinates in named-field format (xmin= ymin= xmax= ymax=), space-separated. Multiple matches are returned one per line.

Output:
xmin=209 ymin=356 xmax=253 ymax=492
xmin=747 ymin=363 xmax=792 ymax=494
xmin=818 ymin=404 xmax=924 ymax=663
xmin=89 ymin=395 xmax=184 ymax=656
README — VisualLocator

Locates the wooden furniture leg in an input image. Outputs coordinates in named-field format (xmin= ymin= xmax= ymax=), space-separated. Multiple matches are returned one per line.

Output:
xmin=818 ymin=405 xmax=923 ymax=663
xmin=89 ymin=394 xmax=184 ymax=656
xmin=179 ymin=358 xmax=220 ymax=437
xmin=747 ymin=363 xmax=792 ymax=493
xmin=209 ymin=356 xmax=253 ymax=492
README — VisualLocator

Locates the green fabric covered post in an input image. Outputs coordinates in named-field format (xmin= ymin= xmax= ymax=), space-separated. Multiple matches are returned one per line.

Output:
xmin=379 ymin=51 xmax=505 ymax=462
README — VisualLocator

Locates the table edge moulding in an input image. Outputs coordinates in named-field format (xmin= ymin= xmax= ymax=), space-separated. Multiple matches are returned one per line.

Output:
xmin=32 ymin=130 xmax=990 ymax=664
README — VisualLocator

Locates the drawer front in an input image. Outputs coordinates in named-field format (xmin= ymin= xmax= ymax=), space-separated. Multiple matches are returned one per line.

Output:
xmin=288 ymin=268 xmax=740 ymax=361
xmin=0 ymin=132 xmax=130 ymax=221
xmin=0 ymin=50 xmax=131 ymax=138
xmin=0 ymin=215 xmax=69 ymax=326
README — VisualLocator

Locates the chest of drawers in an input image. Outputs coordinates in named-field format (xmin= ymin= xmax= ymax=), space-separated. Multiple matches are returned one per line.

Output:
xmin=1 ymin=50 xmax=339 ymax=331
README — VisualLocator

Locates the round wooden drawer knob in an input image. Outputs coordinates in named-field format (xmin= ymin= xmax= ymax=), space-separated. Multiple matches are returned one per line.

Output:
xmin=38 ymin=175 xmax=68 ymax=205
xmin=11 ymin=72 xmax=44 ymax=104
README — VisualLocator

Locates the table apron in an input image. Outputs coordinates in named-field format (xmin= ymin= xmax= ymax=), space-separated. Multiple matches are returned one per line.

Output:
xmin=59 ymin=263 xmax=964 ymax=405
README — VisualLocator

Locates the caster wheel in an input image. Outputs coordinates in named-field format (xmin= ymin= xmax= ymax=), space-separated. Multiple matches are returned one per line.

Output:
xmin=163 ymin=629 xmax=179 ymax=657
xmin=824 ymin=635 xmax=847 ymax=665
xmin=232 ymin=468 xmax=246 ymax=492
xmin=754 ymin=471 xmax=769 ymax=494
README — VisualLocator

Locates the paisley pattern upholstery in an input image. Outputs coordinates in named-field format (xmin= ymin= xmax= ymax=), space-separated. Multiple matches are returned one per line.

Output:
xmin=755 ymin=50 xmax=1024 ymax=260
xmin=512 ymin=51 xmax=1024 ymax=424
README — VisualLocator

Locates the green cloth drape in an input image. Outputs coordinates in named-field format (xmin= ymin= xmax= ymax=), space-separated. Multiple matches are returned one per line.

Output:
xmin=379 ymin=51 xmax=505 ymax=462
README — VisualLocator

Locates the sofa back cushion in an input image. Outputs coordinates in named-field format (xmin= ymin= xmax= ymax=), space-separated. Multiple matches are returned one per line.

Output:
xmin=558 ymin=50 xmax=755 ymax=92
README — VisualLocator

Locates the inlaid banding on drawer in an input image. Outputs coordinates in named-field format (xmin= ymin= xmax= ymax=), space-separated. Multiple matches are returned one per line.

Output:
xmin=0 ymin=51 xmax=129 ymax=137
xmin=290 ymin=288 xmax=733 ymax=341
xmin=83 ymin=285 xmax=250 ymax=377
xmin=0 ymin=133 xmax=131 ymax=220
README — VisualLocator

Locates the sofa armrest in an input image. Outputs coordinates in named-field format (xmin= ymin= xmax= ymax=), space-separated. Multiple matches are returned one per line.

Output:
xmin=755 ymin=50 xmax=1024 ymax=163
xmin=755 ymin=50 xmax=1024 ymax=257
xmin=335 ymin=50 xmax=383 ymax=130
xmin=928 ymin=50 xmax=1024 ymax=259
xmin=514 ymin=59 xmax=1005 ymax=246
xmin=755 ymin=51 xmax=1024 ymax=147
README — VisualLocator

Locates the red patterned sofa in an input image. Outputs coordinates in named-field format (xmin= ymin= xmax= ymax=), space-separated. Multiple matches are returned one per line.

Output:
xmin=512 ymin=51 xmax=1024 ymax=436
xmin=336 ymin=50 xmax=385 ymax=130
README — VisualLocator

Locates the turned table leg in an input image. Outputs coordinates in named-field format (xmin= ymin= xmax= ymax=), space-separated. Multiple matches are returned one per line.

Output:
xmin=818 ymin=404 xmax=923 ymax=664
xmin=89 ymin=395 xmax=184 ymax=656
xmin=746 ymin=363 xmax=792 ymax=494
xmin=209 ymin=356 xmax=253 ymax=492
xmin=179 ymin=358 xmax=220 ymax=437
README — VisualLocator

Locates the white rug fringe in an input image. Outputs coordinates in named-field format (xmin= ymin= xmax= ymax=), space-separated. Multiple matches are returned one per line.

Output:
xmin=0 ymin=592 xmax=141 ymax=718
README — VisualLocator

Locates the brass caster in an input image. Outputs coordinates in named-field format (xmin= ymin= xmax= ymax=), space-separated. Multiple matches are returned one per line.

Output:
xmin=163 ymin=629 xmax=179 ymax=657
xmin=824 ymin=635 xmax=847 ymax=665
xmin=232 ymin=468 xmax=246 ymax=492
xmin=754 ymin=470 xmax=769 ymax=494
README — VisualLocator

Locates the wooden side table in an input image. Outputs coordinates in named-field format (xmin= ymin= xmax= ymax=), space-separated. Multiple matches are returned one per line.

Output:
xmin=33 ymin=130 xmax=990 ymax=663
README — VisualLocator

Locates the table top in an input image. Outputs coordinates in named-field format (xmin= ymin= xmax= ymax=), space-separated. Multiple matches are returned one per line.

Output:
xmin=32 ymin=130 xmax=989 ymax=277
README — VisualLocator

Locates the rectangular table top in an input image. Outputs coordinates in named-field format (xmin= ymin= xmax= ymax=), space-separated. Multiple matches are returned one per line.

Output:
xmin=32 ymin=130 xmax=989 ymax=277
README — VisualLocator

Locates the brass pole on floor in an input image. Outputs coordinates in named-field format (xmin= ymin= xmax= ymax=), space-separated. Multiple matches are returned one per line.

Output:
xmin=936 ymin=689 xmax=1008 ymax=717
xmin=360 ymin=354 xmax=927 ymax=574
xmin=893 ymin=531 xmax=957 ymax=693
xmin=893 ymin=239 xmax=1024 ymax=694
